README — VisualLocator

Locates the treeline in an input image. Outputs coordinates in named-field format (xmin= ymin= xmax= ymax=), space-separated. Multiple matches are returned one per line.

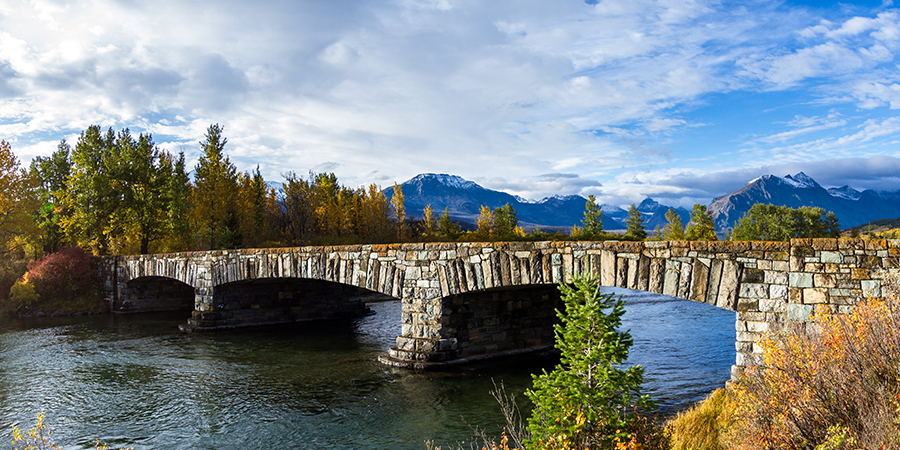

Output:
xmin=0 ymin=123 xmax=845 ymax=262
xmin=18 ymin=124 xmax=422 ymax=256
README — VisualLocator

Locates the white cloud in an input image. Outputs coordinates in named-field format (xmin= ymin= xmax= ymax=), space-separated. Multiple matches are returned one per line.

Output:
xmin=0 ymin=0 xmax=898 ymax=205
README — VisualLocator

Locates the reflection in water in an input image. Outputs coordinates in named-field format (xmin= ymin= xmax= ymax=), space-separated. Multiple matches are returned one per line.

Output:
xmin=0 ymin=291 xmax=733 ymax=449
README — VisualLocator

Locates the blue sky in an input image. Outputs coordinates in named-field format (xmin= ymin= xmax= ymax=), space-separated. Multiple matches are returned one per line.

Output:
xmin=1 ymin=0 xmax=900 ymax=207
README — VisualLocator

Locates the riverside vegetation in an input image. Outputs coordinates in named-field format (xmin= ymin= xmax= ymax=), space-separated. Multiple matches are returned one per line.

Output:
xmin=442 ymin=280 xmax=900 ymax=450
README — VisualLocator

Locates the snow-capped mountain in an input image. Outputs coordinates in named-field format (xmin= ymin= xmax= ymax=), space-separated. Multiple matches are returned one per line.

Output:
xmin=386 ymin=173 xmax=684 ymax=231
xmin=709 ymin=172 xmax=900 ymax=231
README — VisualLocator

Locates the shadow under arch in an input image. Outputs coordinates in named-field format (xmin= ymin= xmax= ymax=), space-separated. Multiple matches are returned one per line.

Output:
xmin=183 ymin=277 xmax=388 ymax=331
xmin=117 ymin=276 xmax=194 ymax=313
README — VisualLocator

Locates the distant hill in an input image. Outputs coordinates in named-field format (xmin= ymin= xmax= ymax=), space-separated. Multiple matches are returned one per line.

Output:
xmin=846 ymin=217 xmax=900 ymax=233
xmin=386 ymin=173 xmax=689 ymax=231
xmin=708 ymin=172 xmax=900 ymax=232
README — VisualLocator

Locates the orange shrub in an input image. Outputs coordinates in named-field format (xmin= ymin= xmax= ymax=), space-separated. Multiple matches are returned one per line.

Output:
xmin=732 ymin=298 xmax=900 ymax=449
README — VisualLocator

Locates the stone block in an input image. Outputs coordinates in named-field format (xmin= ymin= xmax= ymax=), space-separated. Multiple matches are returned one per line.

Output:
xmin=770 ymin=284 xmax=788 ymax=300
xmin=814 ymin=273 xmax=836 ymax=288
xmin=789 ymin=272 xmax=813 ymax=288
xmin=787 ymin=303 xmax=814 ymax=321
xmin=742 ymin=268 xmax=764 ymax=283
xmin=820 ymin=251 xmax=843 ymax=263
xmin=716 ymin=259 xmax=741 ymax=311
xmin=862 ymin=280 xmax=882 ymax=298
xmin=739 ymin=283 xmax=768 ymax=299
xmin=803 ymin=287 xmax=828 ymax=304
xmin=759 ymin=298 xmax=786 ymax=313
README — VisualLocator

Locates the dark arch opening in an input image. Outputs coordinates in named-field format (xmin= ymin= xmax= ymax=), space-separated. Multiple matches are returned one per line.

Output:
xmin=119 ymin=276 xmax=194 ymax=313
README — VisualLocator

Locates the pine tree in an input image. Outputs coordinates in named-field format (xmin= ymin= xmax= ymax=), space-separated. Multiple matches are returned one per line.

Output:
xmin=191 ymin=124 xmax=239 ymax=250
xmin=624 ymin=203 xmax=646 ymax=240
xmin=525 ymin=275 xmax=653 ymax=448
xmin=493 ymin=203 xmax=518 ymax=240
xmin=437 ymin=207 xmax=460 ymax=239
xmin=581 ymin=194 xmax=603 ymax=238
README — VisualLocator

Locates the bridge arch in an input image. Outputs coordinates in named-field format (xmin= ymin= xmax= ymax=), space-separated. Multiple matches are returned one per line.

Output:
xmin=100 ymin=239 xmax=900 ymax=380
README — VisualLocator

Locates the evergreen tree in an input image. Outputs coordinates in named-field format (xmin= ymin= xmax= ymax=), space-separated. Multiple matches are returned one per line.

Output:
xmin=581 ymin=194 xmax=603 ymax=238
xmin=493 ymin=203 xmax=518 ymax=240
xmin=161 ymin=151 xmax=192 ymax=252
xmin=108 ymin=129 xmax=168 ymax=254
xmin=437 ymin=207 xmax=461 ymax=239
xmin=624 ymin=203 xmax=646 ymax=240
xmin=191 ymin=124 xmax=239 ymax=250
xmin=685 ymin=204 xmax=717 ymax=241
xmin=662 ymin=208 xmax=686 ymax=240
xmin=525 ymin=275 xmax=653 ymax=448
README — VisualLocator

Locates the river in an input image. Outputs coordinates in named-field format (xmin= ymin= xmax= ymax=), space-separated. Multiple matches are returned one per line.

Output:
xmin=0 ymin=288 xmax=733 ymax=449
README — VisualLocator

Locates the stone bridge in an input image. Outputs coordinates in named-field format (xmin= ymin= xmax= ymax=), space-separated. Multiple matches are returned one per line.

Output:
xmin=98 ymin=239 xmax=900 ymax=379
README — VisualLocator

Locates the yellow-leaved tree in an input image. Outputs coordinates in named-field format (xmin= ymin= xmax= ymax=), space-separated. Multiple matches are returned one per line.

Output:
xmin=0 ymin=140 xmax=36 ymax=256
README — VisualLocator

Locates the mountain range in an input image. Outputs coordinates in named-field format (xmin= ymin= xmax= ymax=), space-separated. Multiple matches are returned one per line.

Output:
xmin=385 ymin=173 xmax=690 ymax=232
xmin=386 ymin=172 xmax=900 ymax=233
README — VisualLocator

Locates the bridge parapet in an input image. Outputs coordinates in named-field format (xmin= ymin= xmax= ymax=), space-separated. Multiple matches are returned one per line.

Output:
xmin=98 ymin=239 xmax=900 ymax=379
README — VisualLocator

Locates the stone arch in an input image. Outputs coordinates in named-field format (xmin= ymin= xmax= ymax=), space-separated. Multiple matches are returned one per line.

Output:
xmin=116 ymin=276 xmax=195 ymax=313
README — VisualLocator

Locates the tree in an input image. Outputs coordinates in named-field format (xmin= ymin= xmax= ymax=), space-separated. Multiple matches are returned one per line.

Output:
xmin=0 ymin=140 xmax=36 ymax=257
xmin=30 ymin=141 xmax=71 ymax=253
xmin=731 ymin=204 xmax=841 ymax=241
xmin=160 ymin=151 xmax=192 ymax=252
xmin=685 ymin=204 xmax=717 ymax=241
xmin=581 ymin=194 xmax=603 ymax=238
xmin=624 ymin=204 xmax=646 ymax=240
xmin=437 ymin=207 xmax=461 ymax=240
xmin=61 ymin=126 xmax=119 ymax=254
xmin=662 ymin=208 xmax=686 ymax=240
xmin=108 ymin=129 xmax=168 ymax=254
xmin=525 ymin=275 xmax=653 ymax=448
xmin=280 ymin=171 xmax=317 ymax=246
xmin=493 ymin=203 xmax=519 ymax=240
xmin=476 ymin=205 xmax=495 ymax=239
xmin=191 ymin=124 xmax=240 ymax=250
xmin=421 ymin=204 xmax=436 ymax=238
xmin=391 ymin=183 xmax=405 ymax=240
xmin=237 ymin=166 xmax=269 ymax=248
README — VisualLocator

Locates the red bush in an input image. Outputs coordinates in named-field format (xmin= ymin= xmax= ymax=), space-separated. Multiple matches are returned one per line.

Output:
xmin=26 ymin=247 xmax=101 ymax=306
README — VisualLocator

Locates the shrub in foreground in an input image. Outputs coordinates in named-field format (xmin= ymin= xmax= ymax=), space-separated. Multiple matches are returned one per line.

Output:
xmin=731 ymin=298 xmax=900 ymax=449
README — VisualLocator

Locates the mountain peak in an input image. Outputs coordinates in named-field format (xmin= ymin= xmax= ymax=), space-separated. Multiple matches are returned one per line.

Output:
xmin=783 ymin=172 xmax=821 ymax=189
xmin=408 ymin=173 xmax=480 ymax=190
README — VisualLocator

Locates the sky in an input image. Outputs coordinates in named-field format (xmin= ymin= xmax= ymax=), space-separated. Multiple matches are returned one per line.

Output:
xmin=2 ymin=0 xmax=900 ymax=208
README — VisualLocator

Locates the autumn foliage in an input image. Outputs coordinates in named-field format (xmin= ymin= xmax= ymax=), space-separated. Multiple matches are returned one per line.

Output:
xmin=4 ymin=247 xmax=103 ymax=315
xmin=731 ymin=298 xmax=900 ymax=449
